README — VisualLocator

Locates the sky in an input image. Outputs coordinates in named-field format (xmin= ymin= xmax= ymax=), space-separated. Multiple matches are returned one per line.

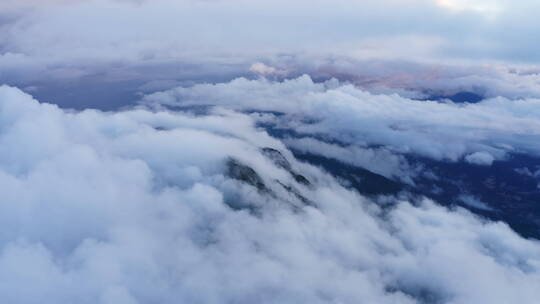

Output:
xmin=3 ymin=1 xmax=540 ymax=303
xmin=1 ymin=0 xmax=540 ymax=108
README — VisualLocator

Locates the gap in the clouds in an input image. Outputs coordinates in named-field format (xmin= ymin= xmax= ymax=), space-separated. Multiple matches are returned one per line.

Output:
xmin=296 ymin=145 xmax=540 ymax=240
xmin=21 ymin=81 xmax=143 ymax=111
xmin=261 ymin=118 xmax=540 ymax=239
xmin=250 ymin=107 xmax=540 ymax=239
xmin=419 ymin=91 xmax=485 ymax=103
xmin=292 ymin=151 xmax=405 ymax=197
xmin=411 ymin=153 xmax=540 ymax=239
xmin=385 ymin=285 xmax=448 ymax=304
xmin=17 ymin=74 xmax=255 ymax=111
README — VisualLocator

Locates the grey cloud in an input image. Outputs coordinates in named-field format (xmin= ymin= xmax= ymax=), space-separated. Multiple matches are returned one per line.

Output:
xmin=1 ymin=0 xmax=540 ymax=109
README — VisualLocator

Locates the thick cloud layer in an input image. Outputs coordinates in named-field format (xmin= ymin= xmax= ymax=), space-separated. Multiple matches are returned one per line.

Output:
xmin=2 ymin=85 xmax=540 ymax=303
xmin=3 ymin=0 xmax=540 ymax=65
xmin=1 ymin=0 xmax=540 ymax=110
xmin=142 ymin=76 xmax=540 ymax=167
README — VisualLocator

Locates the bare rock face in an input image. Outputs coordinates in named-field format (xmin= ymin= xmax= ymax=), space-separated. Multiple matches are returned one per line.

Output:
xmin=292 ymin=172 xmax=311 ymax=186
xmin=261 ymin=147 xmax=311 ymax=186
xmin=226 ymin=158 xmax=268 ymax=192
xmin=261 ymin=147 xmax=292 ymax=170
xmin=225 ymin=151 xmax=312 ymax=208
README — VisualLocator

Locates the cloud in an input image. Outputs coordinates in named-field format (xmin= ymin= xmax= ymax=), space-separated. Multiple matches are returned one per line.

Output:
xmin=1 ymin=0 xmax=540 ymax=110
xmin=2 ymin=85 xmax=540 ymax=303
xmin=4 ymin=0 xmax=532 ymax=65
xmin=458 ymin=194 xmax=494 ymax=210
xmin=249 ymin=62 xmax=287 ymax=78
xmin=465 ymin=151 xmax=495 ymax=166
xmin=303 ymin=58 xmax=540 ymax=100
xmin=142 ymin=76 xmax=540 ymax=165
xmin=514 ymin=167 xmax=540 ymax=178
xmin=283 ymin=136 xmax=419 ymax=184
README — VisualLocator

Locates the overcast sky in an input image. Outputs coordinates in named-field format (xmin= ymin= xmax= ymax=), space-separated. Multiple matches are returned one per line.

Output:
xmin=1 ymin=0 xmax=539 ymax=105
xmin=2 ymin=0 xmax=538 ymax=62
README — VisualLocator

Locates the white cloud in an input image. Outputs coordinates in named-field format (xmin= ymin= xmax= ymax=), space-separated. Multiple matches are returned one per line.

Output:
xmin=283 ymin=136 xmax=419 ymax=184
xmin=2 ymin=85 xmax=540 ymax=303
xmin=465 ymin=151 xmax=495 ymax=166
xmin=458 ymin=194 xmax=493 ymax=210
xmin=142 ymin=76 xmax=540 ymax=163
xmin=249 ymin=62 xmax=287 ymax=77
